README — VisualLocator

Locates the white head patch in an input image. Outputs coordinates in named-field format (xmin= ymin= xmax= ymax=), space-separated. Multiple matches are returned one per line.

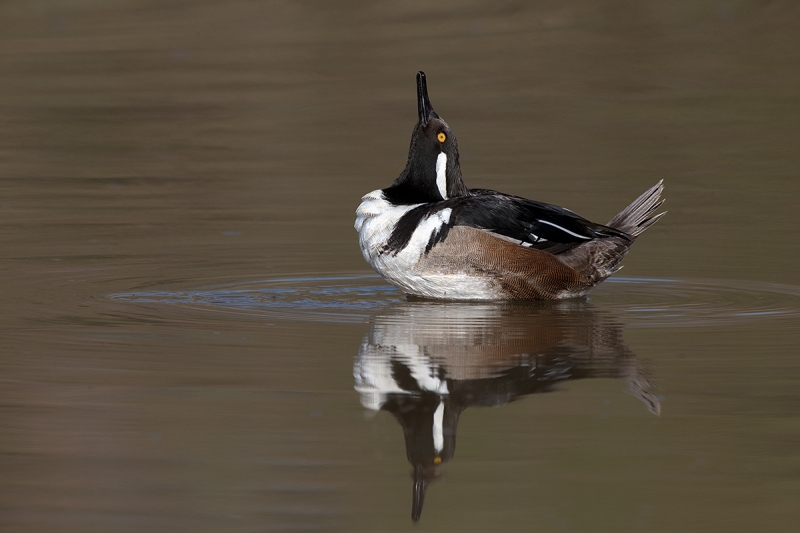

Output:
xmin=433 ymin=400 xmax=445 ymax=452
xmin=435 ymin=152 xmax=447 ymax=200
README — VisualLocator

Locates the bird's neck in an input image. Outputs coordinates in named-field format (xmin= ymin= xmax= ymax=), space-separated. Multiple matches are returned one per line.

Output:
xmin=384 ymin=158 xmax=469 ymax=205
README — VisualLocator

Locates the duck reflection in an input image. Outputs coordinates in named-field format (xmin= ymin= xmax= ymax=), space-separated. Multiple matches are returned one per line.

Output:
xmin=353 ymin=300 xmax=659 ymax=521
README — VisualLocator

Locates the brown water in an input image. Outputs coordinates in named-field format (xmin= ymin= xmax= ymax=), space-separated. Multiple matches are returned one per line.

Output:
xmin=2 ymin=1 xmax=800 ymax=531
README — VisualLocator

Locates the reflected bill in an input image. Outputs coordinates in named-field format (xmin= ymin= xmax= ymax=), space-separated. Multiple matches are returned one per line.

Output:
xmin=354 ymin=300 xmax=659 ymax=521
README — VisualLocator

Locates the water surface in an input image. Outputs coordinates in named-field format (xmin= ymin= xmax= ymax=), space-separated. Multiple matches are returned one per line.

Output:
xmin=2 ymin=1 xmax=799 ymax=531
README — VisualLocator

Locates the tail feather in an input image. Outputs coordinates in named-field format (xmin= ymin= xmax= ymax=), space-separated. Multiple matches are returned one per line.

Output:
xmin=557 ymin=181 xmax=666 ymax=291
xmin=607 ymin=180 xmax=666 ymax=237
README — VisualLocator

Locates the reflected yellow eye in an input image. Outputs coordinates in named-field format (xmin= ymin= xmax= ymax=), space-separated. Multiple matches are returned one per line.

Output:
xmin=437 ymin=132 xmax=446 ymax=143
xmin=433 ymin=456 xmax=442 ymax=465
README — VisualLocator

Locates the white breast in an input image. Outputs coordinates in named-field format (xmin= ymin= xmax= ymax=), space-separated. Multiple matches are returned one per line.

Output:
xmin=354 ymin=333 xmax=449 ymax=411
xmin=355 ymin=190 xmax=497 ymax=299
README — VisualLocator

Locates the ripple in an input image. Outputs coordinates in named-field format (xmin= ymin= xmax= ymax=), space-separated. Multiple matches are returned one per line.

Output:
xmin=110 ymin=275 xmax=800 ymax=327
xmin=593 ymin=277 xmax=800 ymax=327
xmin=111 ymin=275 xmax=402 ymax=323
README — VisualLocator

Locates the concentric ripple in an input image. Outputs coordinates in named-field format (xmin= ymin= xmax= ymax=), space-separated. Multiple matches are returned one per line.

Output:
xmin=591 ymin=277 xmax=800 ymax=327
xmin=110 ymin=275 xmax=800 ymax=327
xmin=111 ymin=275 xmax=403 ymax=323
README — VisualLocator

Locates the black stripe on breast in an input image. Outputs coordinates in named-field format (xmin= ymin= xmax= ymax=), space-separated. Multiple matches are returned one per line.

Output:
xmin=424 ymin=222 xmax=451 ymax=254
xmin=382 ymin=204 xmax=451 ymax=256
xmin=390 ymin=358 xmax=423 ymax=392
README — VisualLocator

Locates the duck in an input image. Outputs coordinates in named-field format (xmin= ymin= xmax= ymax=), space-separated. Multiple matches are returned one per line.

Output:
xmin=354 ymin=300 xmax=660 ymax=520
xmin=355 ymin=71 xmax=665 ymax=300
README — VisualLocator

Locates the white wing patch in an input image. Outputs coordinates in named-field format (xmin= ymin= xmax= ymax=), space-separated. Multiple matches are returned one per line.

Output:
xmin=538 ymin=219 xmax=591 ymax=239
xmin=435 ymin=152 xmax=447 ymax=200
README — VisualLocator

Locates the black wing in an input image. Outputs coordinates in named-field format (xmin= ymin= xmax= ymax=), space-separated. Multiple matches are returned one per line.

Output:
xmin=383 ymin=190 xmax=630 ymax=257
xmin=452 ymin=189 xmax=630 ymax=253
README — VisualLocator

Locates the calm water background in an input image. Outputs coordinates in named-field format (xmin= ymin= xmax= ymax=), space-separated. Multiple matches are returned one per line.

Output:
xmin=2 ymin=1 xmax=800 ymax=531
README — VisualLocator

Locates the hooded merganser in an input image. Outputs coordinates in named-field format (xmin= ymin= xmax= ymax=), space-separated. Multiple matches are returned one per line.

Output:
xmin=355 ymin=72 xmax=665 ymax=300
xmin=354 ymin=301 xmax=660 ymax=520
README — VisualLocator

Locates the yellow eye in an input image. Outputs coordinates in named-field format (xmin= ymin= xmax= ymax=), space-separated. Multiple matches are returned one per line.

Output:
xmin=437 ymin=132 xmax=446 ymax=143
